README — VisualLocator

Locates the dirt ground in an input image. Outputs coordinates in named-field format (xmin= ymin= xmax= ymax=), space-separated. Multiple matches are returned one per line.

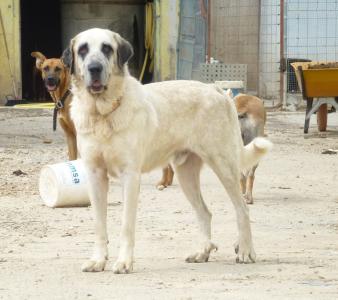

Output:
xmin=0 ymin=107 xmax=338 ymax=300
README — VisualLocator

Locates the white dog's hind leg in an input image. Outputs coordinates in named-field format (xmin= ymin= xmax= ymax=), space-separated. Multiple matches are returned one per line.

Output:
xmin=113 ymin=171 xmax=140 ymax=274
xmin=173 ymin=153 xmax=217 ymax=263
xmin=82 ymin=167 xmax=109 ymax=272
xmin=207 ymin=155 xmax=256 ymax=264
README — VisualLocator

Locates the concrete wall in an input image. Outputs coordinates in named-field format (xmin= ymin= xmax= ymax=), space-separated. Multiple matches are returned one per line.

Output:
xmin=61 ymin=0 xmax=145 ymax=77
xmin=210 ymin=0 xmax=260 ymax=93
xmin=0 ymin=0 xmax=21 ymax=104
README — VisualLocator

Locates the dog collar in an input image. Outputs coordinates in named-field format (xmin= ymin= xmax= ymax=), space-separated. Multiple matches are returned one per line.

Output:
xmin=111 ymin=97 xmax=121 ymax=112
xmin=100 ymin=96 xmax=122 ymax=115
xmin=53 ymin=89 xmax=71 ymax=131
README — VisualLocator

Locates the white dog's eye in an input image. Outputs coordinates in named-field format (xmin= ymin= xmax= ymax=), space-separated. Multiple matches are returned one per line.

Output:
xmin=78 ymin=43 xmax=89 ymax=58
xmin=101 ymin=44 xmax=113 ymax=57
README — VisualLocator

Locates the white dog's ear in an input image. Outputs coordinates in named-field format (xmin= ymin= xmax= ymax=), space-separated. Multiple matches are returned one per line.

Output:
xmin=61 ymin=39 xmax=75 ymax=74
xmin=117 ymin=37 xmax=133 ymax=69
xmin=31 ymin=51 xmax=46 ymax=70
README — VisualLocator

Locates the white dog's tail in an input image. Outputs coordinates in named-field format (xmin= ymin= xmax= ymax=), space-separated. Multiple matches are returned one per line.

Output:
xmin=241 ymin=137 xmax=273 ymax=170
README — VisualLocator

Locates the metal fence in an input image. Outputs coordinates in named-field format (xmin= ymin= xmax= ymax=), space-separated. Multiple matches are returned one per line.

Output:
xmin=259 ymin=0 xmax=281 ymax=104
xmin=210 ymin=0 xmax=260 ymax=93
xmin=284 ymin=0 xmax=338 ymax=108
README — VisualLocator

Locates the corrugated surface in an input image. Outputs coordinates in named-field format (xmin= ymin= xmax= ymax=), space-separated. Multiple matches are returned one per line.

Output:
xmin=177 ymin=0 xmax=206 ymax=80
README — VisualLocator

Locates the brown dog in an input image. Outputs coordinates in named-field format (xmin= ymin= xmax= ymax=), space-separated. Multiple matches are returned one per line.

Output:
xmin=235 ymin=94 xmax=266 ymax=204
xmin=157 ymin=93 xmax=266 ymax=205
xmin=156 ymin=165 xmax=174 ymax=190
xmin=31 ymin=51 xmax=77 ymax=160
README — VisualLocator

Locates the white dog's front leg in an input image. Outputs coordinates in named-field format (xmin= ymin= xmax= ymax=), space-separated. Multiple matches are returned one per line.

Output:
xmin=113 ymin=171 xmax=140 ymax=274
xmin=82 ymin=166 xmax=109 ymax=272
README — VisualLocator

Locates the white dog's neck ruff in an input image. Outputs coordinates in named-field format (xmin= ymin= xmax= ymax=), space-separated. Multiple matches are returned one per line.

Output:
xmin=94 ymin=73 xmax=125 ymax=115
xmin=95 ymin=95 xmax=122 ymax=116
xmin=71 ymin=74 xmax=150 ymax=137
xmin=71 ymin=70 xmax=125 ymax=116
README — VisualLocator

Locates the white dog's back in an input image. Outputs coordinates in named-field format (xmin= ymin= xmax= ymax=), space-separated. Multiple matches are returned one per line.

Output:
xmin=138 ymin=80 xmax=240 ymax=169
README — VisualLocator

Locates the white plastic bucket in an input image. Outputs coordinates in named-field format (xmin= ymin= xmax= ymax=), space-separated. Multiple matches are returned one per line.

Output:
xmin=39 ymin=160 xmax=90 ymax=208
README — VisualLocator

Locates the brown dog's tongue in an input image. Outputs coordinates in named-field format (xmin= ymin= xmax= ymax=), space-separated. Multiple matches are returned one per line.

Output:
xmin=47 ymin=85 xmax=56 ymax=91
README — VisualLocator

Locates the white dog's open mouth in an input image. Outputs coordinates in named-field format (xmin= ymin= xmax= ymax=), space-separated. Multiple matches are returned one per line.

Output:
xmin=90 ymin=80 xmax=104 ymax=93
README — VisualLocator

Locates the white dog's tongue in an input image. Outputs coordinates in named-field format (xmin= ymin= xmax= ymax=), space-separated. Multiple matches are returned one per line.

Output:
xmin=92 ymin=80 xmax=101 ymax=87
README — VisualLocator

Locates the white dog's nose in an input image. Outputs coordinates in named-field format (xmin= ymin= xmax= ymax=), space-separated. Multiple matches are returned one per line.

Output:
xmin=88 ymin=62 xmax=103 ymax=75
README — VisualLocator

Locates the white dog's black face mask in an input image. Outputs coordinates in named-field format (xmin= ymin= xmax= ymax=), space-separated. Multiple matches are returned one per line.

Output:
xmin=62 ymin=28 xmax=133 ymax=95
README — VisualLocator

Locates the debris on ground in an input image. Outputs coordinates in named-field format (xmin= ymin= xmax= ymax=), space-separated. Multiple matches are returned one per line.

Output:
xmin=12 ymin=170 xmax=28 ymax=176
xmin=42 ymin=138 xmax=53 ymax=144
xmin=321 ymin=149 xmax=338 ymax=154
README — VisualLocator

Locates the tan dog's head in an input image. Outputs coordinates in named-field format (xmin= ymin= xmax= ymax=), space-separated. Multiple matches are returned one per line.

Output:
xmin=31 ymin=52 xmax=69 ymax=92
xmin=61 ymin=28 xmax=133 ymax=95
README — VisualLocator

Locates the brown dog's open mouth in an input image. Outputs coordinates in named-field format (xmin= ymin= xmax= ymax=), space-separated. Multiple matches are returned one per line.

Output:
xmin=46 ymin=84 xmax=57 ymax=92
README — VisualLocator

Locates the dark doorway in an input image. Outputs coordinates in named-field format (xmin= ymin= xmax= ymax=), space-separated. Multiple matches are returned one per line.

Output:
xmin=20 ymin=0 xmax=62 ymax=101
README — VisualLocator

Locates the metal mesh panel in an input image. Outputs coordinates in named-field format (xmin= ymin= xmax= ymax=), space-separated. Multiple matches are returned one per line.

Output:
xmin=286 ymin=58 xmax=311 ymax=93
xmin=259 ymin=0 xmax=281 ymax=103
xmin=286 ymin=0 xmax=338 ymax=61
xmin=199 ymin=63 xmax=247 ymax=89
xmin=285 ymin=0 xmax=338 ymax=94
xmin=210 ymin=0 xmax=259 ymax=92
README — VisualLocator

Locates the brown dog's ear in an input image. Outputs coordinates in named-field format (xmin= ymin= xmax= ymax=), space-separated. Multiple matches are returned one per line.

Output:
xmin=117 ymin=37 xmax=133 ymax=70
xmin=31 ymin=52 xmax=46 ymax=70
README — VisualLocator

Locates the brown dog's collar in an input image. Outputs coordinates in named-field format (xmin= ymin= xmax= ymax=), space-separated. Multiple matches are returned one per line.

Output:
xmin=53 ymin=89 xmax=71 ymax=131
xmin=55 ymin=89 xmax=71 ymax=109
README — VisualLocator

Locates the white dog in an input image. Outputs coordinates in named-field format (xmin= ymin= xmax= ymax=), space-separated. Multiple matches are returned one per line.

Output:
xmin=62 ymin=28 xmax=272 ymax=274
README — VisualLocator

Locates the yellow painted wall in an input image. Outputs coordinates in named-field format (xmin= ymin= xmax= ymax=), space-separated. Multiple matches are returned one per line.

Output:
xmin=154 ymin=0 xmax=180 ymax=81
xmin=0 ymin=0 xmax=21 ymax=104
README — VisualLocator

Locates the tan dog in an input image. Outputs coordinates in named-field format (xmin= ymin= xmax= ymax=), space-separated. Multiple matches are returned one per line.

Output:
xmin=156 ymin=165 xmax=174 ymax=190
xmin=31 ymin=52 xmax=77 ymax=160
xmin=235 ymin=94 xmax=266 ymax=204
xmin=158 ymin=94 xmax=267 ymax=205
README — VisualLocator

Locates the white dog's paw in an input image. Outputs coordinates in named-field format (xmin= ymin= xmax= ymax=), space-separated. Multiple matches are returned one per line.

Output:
xmin=234 ymin=241 xmax=256 ymax=263
xmin=113 ymin=259 xmax=133 ymax=274
xmin=185 ymin=242 xmax=218 ymax=263
xmin=81 ymin=259 xmax=107 ymax=272
xmin=157 ymin=184 xmax=165 ymax=191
